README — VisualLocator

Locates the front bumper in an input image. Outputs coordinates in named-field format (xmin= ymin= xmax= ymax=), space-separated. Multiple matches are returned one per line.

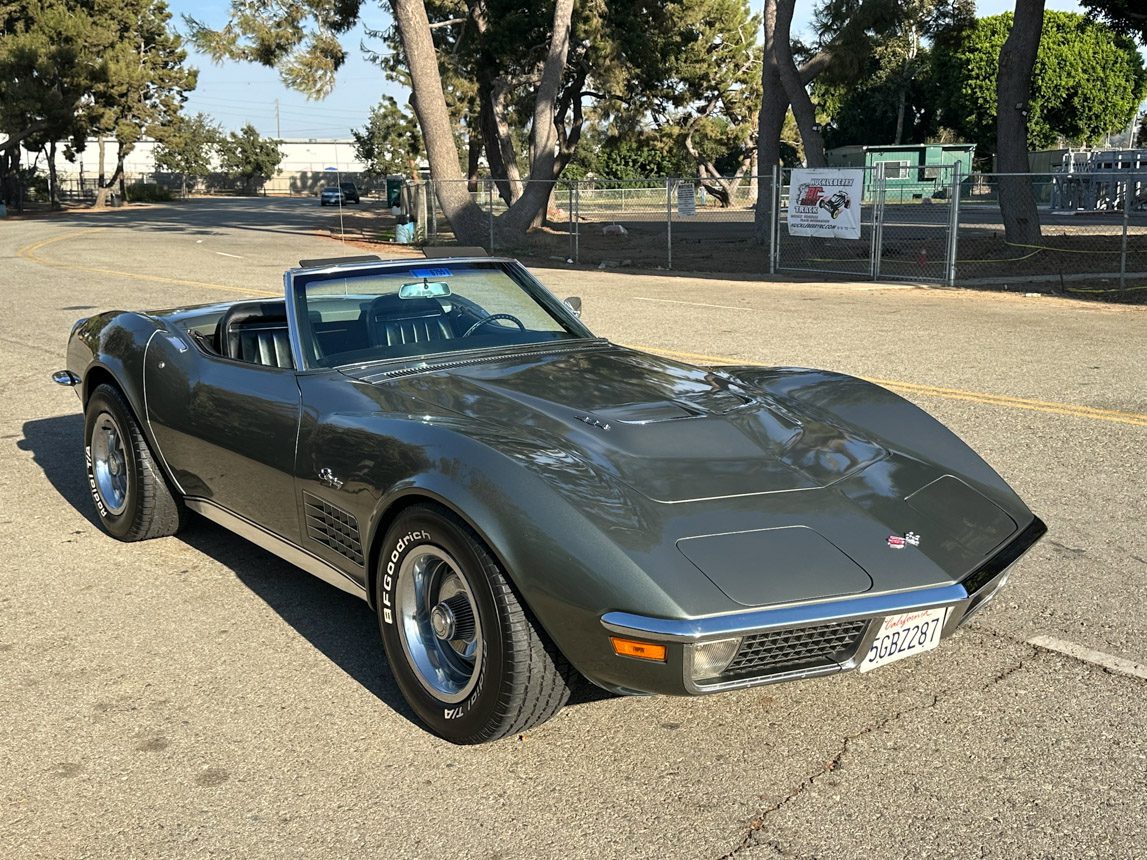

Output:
xmin=599 ymin=515 xmax=1047 ymax=695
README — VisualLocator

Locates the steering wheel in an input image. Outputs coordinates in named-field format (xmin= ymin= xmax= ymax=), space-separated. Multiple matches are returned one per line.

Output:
xmin=462 ymin=313 xmax=526 ymax=337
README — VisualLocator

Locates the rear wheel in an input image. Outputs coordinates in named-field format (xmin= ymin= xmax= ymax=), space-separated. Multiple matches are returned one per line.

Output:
xmin=84 ymin=383 xmax=184 ymax=541
xmin=376 ymin=505 xmax=572 ymax=744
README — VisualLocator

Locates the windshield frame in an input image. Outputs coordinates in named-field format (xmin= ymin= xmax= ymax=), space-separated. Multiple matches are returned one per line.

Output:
xmin=283 ymin=257 xmax=596 ymax=372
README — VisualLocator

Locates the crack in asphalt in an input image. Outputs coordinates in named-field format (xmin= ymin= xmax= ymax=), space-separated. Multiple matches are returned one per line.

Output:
xmin=718 ymin=641 xmax=1039 ymax=859
xmin=0 ymin=334 xmax=62 ymax=358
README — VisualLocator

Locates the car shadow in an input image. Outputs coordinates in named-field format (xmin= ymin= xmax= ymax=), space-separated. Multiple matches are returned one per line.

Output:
xmin=20 ymin=412 xmax=418 ymax=726
xmin=21 ymin=414 xmax=610 ymax=724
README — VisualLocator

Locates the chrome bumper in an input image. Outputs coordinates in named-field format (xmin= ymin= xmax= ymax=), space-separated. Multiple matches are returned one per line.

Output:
xmin=601 ymin=516 xmax=1047 ymax=695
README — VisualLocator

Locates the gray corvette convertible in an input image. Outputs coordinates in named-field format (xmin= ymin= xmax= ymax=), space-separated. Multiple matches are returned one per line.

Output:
xmin=55 ymin=253 xmax=1045 ymax=743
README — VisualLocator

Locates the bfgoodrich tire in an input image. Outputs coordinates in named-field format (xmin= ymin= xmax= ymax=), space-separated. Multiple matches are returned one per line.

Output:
xmin=84 ymin=383 xmax=184 ymax=541
xmin=376 ymin=505 xmax=573 ymax=744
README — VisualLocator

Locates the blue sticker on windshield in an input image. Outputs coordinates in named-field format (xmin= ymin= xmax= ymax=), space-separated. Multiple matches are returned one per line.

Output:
xmin=410 ymin=267 xmax=453 ymax=279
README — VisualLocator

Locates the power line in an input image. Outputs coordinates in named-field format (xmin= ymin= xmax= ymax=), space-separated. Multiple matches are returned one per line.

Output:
xmin=187 ymin=96 xmax=374 ymax=118
xmin=189 ymin=94 xmax=369 ymax=111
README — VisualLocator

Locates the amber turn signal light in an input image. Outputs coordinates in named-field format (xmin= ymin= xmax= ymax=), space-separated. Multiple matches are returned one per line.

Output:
xmin=610 ymin=636 xmax=667 ymax=662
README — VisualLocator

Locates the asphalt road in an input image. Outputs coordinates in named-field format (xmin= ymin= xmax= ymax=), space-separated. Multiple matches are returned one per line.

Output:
xmin=2 ymin=197 xmax=1145 ymax=859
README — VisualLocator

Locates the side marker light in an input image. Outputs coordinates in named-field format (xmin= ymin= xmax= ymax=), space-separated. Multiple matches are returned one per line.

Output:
xmin=610 ymin=636 xmax=667 ymax=662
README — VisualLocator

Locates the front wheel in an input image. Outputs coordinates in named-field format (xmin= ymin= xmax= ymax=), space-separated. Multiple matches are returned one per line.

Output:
xmin=84 ymin=384 xmax=184 ymax=541
xmin=376 ymin=505 xmax=573 ymax=743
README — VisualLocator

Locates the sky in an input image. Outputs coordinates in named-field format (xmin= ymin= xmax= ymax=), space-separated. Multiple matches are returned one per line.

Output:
xmin=174 ymin=0 xmax=1100 ymax=141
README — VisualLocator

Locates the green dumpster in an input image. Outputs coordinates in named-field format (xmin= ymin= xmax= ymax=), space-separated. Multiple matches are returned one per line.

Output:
xmin=385 ymin=176 xmax=403 ymax=208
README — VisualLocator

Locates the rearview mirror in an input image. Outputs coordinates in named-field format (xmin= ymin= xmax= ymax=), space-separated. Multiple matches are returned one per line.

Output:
xmin=400 ymin=280 xmax=452 ymax=299
xmin=564 ymin=296 xmax=582 ymax=317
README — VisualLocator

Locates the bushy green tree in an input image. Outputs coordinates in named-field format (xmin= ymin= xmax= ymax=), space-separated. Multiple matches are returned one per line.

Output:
xmin=815 ymin=1 xmax=973 ymax=147
xmin=1081 ymin=1 xmax=1147 ymax=42
xmin=86 ymin=0 xmax=197 ymax=206
xmin=351 ymin=96 xmax=422 ymax=178
xmin=933 ymin=10 xmax=1147 ymax=154
xmin=610 ymin=0 xmax=762 ymax=204
xmin=191 ymin=0 xmax=768 ymax=241
xmin=597 ymin=131 xmax=693 ymax=180
xmin=217 ymin=123 xmax=283 ymax=194
xmin=153 ymin=112 xmax=222 ymax=196
xmin=0 ymin=1 xmax=106 ymax=207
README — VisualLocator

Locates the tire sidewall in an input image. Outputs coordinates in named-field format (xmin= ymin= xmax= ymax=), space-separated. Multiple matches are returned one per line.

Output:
xmin=84 ymin=387 xmax=142 ymax=540
xmin=376 ymin=509 xmax=508 ymax=742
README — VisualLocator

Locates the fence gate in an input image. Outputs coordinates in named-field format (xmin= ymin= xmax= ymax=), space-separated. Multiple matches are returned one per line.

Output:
xmin=773 ymin=164 xmax=960 ymax=285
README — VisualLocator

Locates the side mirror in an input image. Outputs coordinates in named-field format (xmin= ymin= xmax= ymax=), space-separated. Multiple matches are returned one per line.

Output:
xmin=564 ymin=296 xmax=582 ymax=317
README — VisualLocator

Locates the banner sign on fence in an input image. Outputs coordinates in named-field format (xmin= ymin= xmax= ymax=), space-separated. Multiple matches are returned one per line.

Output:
xmin=676 ymin=183 xmax=696 ymax=217
xmin=788 ymin=169 xmax=863 ymax=239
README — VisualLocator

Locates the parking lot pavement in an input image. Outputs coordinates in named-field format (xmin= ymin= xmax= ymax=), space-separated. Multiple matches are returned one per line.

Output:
xmin=1 ymin=199 xmax=1144 ymax=859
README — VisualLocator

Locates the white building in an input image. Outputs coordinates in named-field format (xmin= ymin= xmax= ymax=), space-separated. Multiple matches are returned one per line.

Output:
xmin=54 ymin=137 xmax=369 ymax=194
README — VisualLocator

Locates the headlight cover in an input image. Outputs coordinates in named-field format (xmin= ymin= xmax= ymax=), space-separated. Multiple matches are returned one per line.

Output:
xmin=689 ymin=637 xmax=741 ymax=682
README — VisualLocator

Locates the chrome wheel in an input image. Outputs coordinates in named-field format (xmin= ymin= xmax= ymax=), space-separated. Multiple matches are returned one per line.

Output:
xmin=396 ymin=546 xmax=483 ymax=703
xmin=90 ymin=412 xmax=129 ymax=515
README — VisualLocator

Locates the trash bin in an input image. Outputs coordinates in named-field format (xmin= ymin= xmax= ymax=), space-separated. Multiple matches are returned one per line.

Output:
xmin=394 ymin=215 xmax=415 ymax=244
xmin=386 ymin=176 xmax=403 ymax=208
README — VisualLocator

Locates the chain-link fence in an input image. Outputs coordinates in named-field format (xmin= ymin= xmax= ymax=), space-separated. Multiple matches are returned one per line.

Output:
xmin=399 ymin=170 xmax=1146 ymax=298
xmin=955 ymin=173 xmax=1146 ymax=294
xmin=12 ymin=162 xmax=1143 ymax=298
xmin=771 ymin=164 xmax=958 ymax=284
xmin=418 ymin=176 xmax=774 ymax=274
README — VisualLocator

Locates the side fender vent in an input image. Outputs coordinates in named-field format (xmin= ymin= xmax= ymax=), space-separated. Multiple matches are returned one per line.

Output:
xmin=303 ymin=492 xmax=364 ymax=566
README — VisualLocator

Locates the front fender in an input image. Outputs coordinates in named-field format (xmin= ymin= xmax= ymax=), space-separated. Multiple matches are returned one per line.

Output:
xmin=720 ymin=365 xmax=1030 ymax=515
xmin=68 ymin=311 xmax=163 ymax=419
xmin=330 ymin=417 xmax=726 ymax=687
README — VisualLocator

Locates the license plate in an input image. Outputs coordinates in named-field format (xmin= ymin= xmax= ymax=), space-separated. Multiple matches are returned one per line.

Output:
xmin=859 ymin=607 xmax=948 ymax=673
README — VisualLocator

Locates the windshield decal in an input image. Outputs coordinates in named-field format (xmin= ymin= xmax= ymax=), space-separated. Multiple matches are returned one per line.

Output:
xmin=410 ymin=267 xmax=453 ymax=279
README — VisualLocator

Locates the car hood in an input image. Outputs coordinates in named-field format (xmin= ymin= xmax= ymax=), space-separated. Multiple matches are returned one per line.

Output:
xmin=341 ymin=344 xmax=1033 ymax=610
xmin=348 ymin=344 xmax=886 ymax=504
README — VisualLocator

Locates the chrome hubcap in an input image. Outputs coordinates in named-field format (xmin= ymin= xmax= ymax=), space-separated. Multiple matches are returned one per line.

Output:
xmin=430 ymin=602 xmax=456 ymax=641
xmin=396 ymin=547 xmax=482 ymax=704
xmin=91 ymin=412 xmax=128 ymax=515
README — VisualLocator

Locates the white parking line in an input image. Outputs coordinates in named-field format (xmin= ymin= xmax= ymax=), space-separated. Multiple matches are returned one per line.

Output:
xmin=634 ymin=296 xmax=749 ymax=311
xmin=1027 ymin=636 xmax=1147 ymax=681
xmin=215 ymin=251 xmax=244 ymax=259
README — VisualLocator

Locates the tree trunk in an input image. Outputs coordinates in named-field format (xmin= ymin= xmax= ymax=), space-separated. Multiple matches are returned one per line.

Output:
xmin=47 ymin=141 xmax=61 ymax=210
xmin=94 ymin=148 xmax=125 ymax=208
xmin=995 ymin=0 xmax=1045 ymax=245
xmin=747 ymin=149 xmax=758 ymax=203
xmin=466 ymin=132 xmax=481 ymax=193
xmin=755 ymin=0 xmax=787 ymax=241
xmin=95 ymin=138 xmax=109 ymax=208
xmin=492 ymin=0 xmax=574 ymax=239
xmin=487 ymin=79 xmax=524 ymax=205
xmin=1 ymin=147 xmax=22 ymax=210
xmin=774 ymin=0 xmax=826 ymax=168
xmin=116 ymin=143 xmax=131 ymax=203
xmin=392 ymin=0 xmax=487 ymax=244
xmin=478 ymin=91 xmax=509 ymax=204
xmin=469 ymin=0 xmax=521 ymax=206
xmin=894 ymin=88 xmax=907 ymax=145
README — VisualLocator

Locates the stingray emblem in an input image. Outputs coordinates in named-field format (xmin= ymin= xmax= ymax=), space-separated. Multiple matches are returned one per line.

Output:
xmin=888 ymin=532 xmax=921 ymax=549
xmin=318 ymin=467 xmax=344 ymax=490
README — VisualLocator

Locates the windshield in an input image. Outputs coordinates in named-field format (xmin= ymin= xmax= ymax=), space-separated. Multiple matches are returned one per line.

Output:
xmin=292 ymin=260 xmax=591 ymax=369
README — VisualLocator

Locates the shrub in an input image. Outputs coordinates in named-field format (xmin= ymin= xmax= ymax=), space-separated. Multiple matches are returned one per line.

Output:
xmin=124 ymin=183 xmax=172 ymax=203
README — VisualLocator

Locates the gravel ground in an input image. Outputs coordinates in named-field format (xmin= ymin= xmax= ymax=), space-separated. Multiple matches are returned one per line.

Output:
xmin=1 ymin=197 xmax=1144 ymax=859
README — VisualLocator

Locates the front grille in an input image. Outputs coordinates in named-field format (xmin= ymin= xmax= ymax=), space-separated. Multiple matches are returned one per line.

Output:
xmin=725 ymin=619 xmax=869 ymax=678
xmin=303 ymin=492 xmax=364 ymax=566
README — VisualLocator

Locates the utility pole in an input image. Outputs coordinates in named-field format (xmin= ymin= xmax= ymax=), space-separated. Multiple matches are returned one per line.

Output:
xmin=275 ymin=99 xmax=281 ymax=141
